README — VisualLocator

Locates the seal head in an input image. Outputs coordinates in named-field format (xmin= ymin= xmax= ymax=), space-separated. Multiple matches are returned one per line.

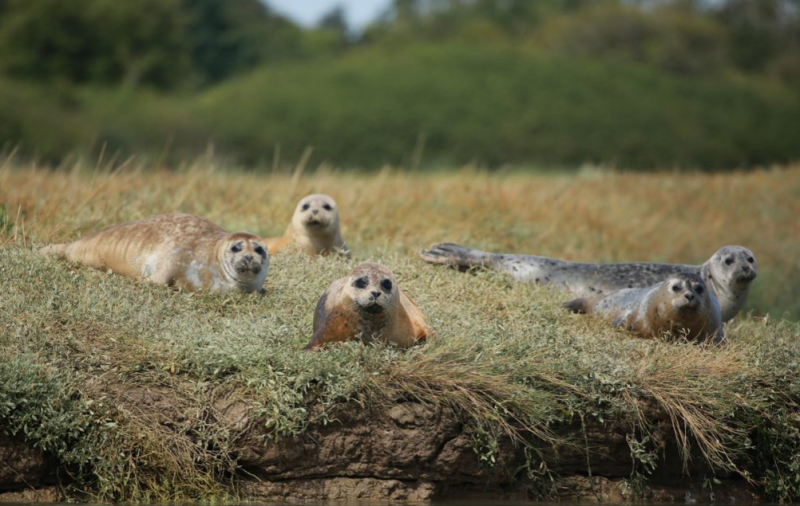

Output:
xmin=664 ymin=272 xmax=706 ymax=314
xmin=219 ymin=232 xmax=270 ymax=291
xmin=345 ymin=262 xmax=398 ymax=315
xmin=701 ymin=245 xmax=756 ymax=321
xmin=267 ymin=194 xmax=350 ymax=256
xmin=294 ymin=194 xmax=340 ymax=233
xmin=706 ymin=245 xmax=757 ymax=288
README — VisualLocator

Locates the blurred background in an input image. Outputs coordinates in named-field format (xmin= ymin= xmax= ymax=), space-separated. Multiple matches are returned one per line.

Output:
xmin=0 ymin=0 xmax=798 ymax=170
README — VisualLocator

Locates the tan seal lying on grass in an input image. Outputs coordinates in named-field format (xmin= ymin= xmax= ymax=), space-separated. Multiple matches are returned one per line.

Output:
xmin=304 ymin=262 xmax=430 ymax=350
xmin=420 ymin=243 xmax=756 ymax=322
xmin=266 ymin=194 xmax=349 ymax=256
xmin=40 ymin=213 xmax=269 ymax=293
xmin=564 ymin=272 xmax=724 ymax=343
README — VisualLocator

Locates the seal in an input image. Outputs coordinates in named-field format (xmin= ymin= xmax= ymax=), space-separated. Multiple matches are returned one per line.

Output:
xmin=419 ymin=243 xmax=756 ymax=322
xmin=40 ymin=213 xmax=269 ymax=293
xmin=304 ymin=262 xmax=431 ymax=350
xmin=564 ymin=272 xmax=724 ymax=343
xmin=266 ymin=194 xmax=349 ymax=256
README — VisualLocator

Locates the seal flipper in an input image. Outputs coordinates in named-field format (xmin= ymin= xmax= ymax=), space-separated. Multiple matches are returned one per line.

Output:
xmin=304 ymin=292 xmax=357 ymax=350
xmin=563 ymin=298 xmax=589 ymax=314
xmin=305 ymin=292 xmax=331 ymax=350
xmin=39 ymin=243 xmax=69 ymax=258
xmin=419 ymin=242 xmax=491 ymax=271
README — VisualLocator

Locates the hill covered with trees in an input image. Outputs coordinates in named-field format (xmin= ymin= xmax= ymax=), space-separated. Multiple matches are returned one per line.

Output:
xmin=0 ymin=0 xmax=798 ymax=169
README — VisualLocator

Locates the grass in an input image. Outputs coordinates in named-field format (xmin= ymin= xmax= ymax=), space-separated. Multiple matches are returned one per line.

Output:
xmin=1 ymin=158 xmax=799 ymax=501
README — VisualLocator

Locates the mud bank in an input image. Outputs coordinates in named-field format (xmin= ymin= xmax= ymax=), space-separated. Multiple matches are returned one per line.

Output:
xmin=1 ymin=398 xmax=760 ymax=503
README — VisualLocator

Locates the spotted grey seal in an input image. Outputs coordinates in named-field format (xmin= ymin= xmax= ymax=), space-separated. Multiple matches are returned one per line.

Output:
xmin=564 ymin=272 xmax=724 ymax=343
xmin=419 ymin=243 xmax=756 ymax=321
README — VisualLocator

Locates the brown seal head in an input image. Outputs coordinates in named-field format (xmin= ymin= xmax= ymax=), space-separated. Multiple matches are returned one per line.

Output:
xmin=304 ymin=262 xmax=430 ymax=350
xmin=266 ymin=194 xmax=350 ymax=256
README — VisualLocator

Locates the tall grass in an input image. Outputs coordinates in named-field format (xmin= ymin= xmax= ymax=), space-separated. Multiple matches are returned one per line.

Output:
xmin=1 ymin=159 xmax=799 ymax=501
xmin=2 ymin=158 xmax=797 ymax=318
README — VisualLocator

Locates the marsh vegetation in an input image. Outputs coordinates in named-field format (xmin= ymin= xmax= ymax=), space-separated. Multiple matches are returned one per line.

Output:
xmin=1 ymin=159 xmax=799 ymax=501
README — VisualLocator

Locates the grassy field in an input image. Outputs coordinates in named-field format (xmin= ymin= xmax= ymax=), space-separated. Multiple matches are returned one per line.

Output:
xmin=1 ymin=159 xmax=800 ymax=501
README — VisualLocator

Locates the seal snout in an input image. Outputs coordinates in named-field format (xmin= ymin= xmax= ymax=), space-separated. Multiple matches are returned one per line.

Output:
xmin=304 ymin=216 xmax=328 ymax=227
xmin=361 ymin=302 xmax=385 ymax=314
xmin=736 ymin=265 xmax=757 ymax=283
xmin=234 ymin=254 xmax=263 ymax=274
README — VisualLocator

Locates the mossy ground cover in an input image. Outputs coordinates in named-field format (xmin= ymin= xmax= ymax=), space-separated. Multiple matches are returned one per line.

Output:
xmin=1 ymin=160 xmax=799 ymax=501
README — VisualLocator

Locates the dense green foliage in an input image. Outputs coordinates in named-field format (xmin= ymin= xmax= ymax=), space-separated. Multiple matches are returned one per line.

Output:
xmin=200 ymin=45 xmax=800 ymax=168
xmin=1 ymin=46 xmax=799 ymax=169
xmin=0 ymin=0 xmax=798 ymax=168
xmin=0 ymin=0 xmax=312 ymax=88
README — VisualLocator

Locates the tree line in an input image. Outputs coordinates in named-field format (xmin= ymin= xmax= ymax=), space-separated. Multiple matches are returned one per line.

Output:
xmin=0 ymin=0 xmax=798 ymax=91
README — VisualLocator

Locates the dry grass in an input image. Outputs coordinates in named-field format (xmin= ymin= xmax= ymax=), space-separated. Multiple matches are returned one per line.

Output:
xmin=1 ymin=157 xmax=800 ymax=501
xmin=2 ymin=157 xmax=798 ymax=319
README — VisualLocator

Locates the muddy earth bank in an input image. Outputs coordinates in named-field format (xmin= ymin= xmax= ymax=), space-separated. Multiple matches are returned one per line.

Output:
xmin=1 ymin=398 xmax=759 ymax=503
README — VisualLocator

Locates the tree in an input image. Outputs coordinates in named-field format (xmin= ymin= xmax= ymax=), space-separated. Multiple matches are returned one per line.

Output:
xmin=181 ymin=0 xmax=306 ymax=84
xmin=0 ymin=0 xmax=190 ymax=88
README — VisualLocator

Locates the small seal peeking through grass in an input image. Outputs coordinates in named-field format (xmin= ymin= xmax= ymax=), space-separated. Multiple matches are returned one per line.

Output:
xmin=265 ymin=194 xmax=350 ymax=257
xmin=304 ymin=262 xmax=430 ymax=350
xmin=40 ymin=213 xmax=269 ymax=293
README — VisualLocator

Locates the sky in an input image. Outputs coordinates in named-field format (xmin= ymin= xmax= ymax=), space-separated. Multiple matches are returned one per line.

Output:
xmin=267 ymin=0 xmax=392 ymax=30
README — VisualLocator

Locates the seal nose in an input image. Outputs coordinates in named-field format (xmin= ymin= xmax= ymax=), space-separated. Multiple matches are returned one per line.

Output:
xmin=312 ymin=209 xmax=319 ymax=215
xmin=371 ymin=290 xmax=381 ymax=299
xmin=244 ymin=254 xmax=253 ymax=261
xmin=685 ymin=292 xmax=695 ymax=301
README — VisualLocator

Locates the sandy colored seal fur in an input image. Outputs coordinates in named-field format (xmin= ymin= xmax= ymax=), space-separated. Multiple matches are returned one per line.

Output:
xmin=266 ymin=194 xmax=349 ymax=256
xmin=304 ymin=262 xmax=430 ymax=350
xmin=564 ymin=272 xmax=724 ymax=343
xmin=419 ymin=243 xmax=756 ymax=322
xmin=40 ymin=213 xmax=269 ymax=293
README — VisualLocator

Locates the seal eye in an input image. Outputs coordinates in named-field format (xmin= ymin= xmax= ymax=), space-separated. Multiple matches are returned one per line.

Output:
xmin=302 ymin=203 xmax=310 ymax=211
xmin=747 ymin=256 xmax=755 ymax=263
xmin=354 ymin=277 xmax=368 ymax=289
xmin=695 ymin=285 xmax=704 ymax=295
xmin=724 ymin=257 xmax=734 ymax=266
xmin=323 ymin=204 xmax=332 ymax=211
xmin=254 ymin=246 xmax=266 ymax=257
xmin=230 ymin=243 xmax=242 ymax=253
xmin=381 ymin=279 xmax=393 ymax=292
xmin=671 ymin=284 xmax=681 ymax=293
